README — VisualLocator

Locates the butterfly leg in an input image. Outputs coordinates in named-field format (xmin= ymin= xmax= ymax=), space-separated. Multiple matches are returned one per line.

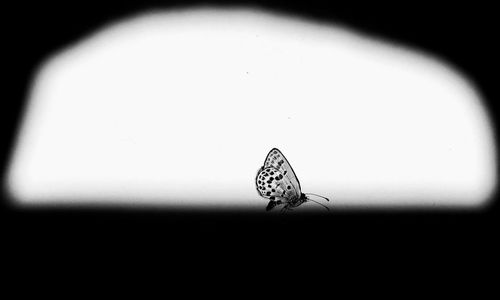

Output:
xmin=280 ymin=205 xmax=292 ymax=214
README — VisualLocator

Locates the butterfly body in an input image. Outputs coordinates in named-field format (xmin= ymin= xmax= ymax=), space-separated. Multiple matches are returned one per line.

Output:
xmin=255 ymin=148 xmax=330 ymax=212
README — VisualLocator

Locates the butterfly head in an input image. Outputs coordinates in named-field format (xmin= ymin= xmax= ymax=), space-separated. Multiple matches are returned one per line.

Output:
xmin=302 ymin=192 xmax=331 ymax=211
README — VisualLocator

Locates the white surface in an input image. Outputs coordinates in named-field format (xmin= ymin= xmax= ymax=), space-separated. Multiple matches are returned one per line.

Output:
xmin=5 ymin=8 xmax=496 ymax=209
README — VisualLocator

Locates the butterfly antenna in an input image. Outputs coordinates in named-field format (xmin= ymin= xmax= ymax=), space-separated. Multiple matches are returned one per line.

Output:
xmin=305 ymin=198 xmax=330 ymax=211
xmin=304 ymin=193 xmax=330 ymax=202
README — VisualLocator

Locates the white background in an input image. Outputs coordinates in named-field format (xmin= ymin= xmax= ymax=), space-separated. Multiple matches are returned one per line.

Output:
xmin=5 ymin=9 xmax=496 ymax=209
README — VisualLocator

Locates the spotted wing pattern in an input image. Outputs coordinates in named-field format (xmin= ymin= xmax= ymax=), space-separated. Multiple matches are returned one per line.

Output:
xmin=255 ymin=167 xmax=299 ymax=202
xmin=263 ymin=148 xmax=302 ymax=196
xmin=256 ymin=148 xmax=330 ymax=212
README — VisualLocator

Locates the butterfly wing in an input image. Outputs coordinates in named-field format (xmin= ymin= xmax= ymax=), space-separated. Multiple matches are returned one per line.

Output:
xmin=263 ymin=148 xmax=302 ymax=196
xmin=255 ymin=167 xmax=300 ymax=203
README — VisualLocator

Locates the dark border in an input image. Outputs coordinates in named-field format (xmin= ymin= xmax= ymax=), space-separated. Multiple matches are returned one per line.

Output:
xmin=2 ymin=1 xmax=498 ymax=246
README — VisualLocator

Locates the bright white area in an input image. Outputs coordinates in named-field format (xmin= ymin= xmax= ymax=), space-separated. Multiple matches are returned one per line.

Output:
xmin=5 ymin=8 xmax=496 ymax=209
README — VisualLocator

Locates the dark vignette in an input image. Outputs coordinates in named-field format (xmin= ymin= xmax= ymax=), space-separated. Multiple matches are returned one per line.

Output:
xmin=2 ymin=1 xmax=498 ymax=259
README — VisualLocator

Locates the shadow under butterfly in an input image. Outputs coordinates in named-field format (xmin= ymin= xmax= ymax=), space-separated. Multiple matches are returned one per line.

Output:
xmin=256 ymin=148 xmax=331 ymax=213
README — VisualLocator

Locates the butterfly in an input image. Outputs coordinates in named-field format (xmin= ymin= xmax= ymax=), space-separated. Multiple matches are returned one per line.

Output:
xmin=255 ymin=148 xmax=330 ymax=212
